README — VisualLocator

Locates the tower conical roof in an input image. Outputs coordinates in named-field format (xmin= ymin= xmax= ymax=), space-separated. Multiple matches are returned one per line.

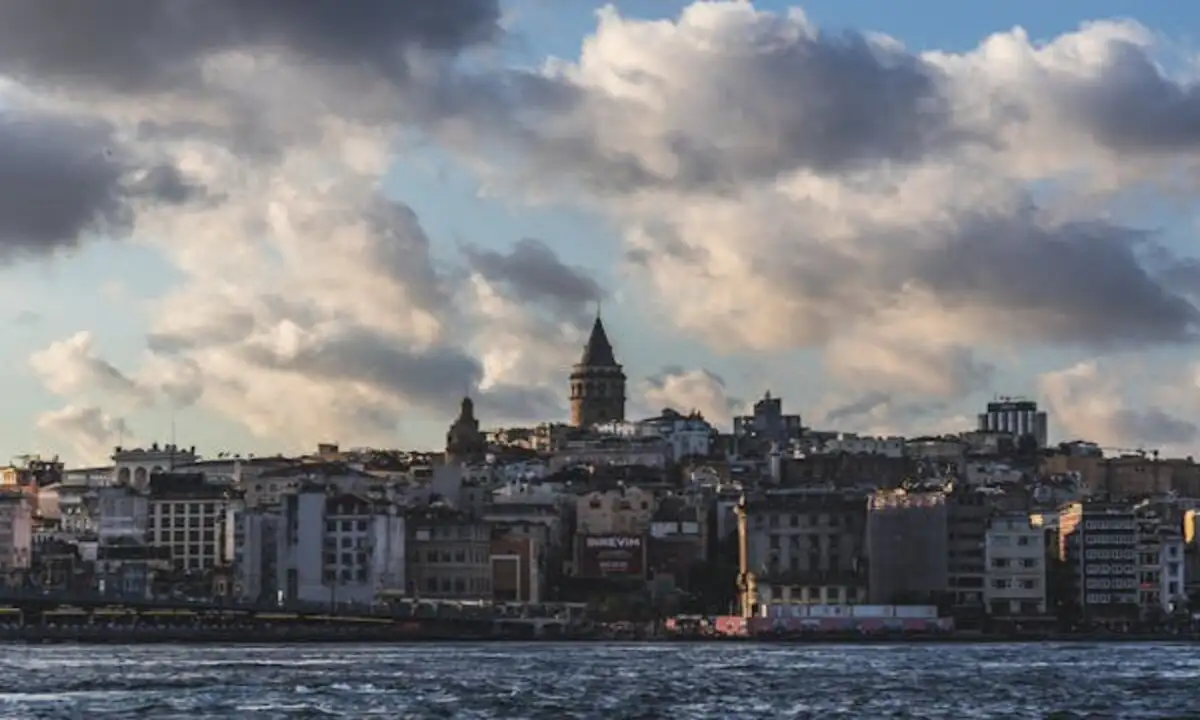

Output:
xmin=580 ymin=315 xmax=617 ymax=366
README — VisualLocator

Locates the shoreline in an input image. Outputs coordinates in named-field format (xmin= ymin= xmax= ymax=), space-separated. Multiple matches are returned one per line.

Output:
xmin=2 ymin=627 xmax=1197 ymax=645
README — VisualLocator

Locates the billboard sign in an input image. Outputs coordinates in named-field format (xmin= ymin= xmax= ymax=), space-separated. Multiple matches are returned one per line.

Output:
xmin=579 ymin=534 xmax=645 ymax=578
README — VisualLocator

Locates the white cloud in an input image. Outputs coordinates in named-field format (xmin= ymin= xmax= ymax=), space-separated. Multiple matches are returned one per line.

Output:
xmin=638 ymin=366 xmax=743 ymax=428
xmin=36 ymin=405 xmax=131 ymax=466
xmin=1039 ymin=360 xmax=1197 ymax=450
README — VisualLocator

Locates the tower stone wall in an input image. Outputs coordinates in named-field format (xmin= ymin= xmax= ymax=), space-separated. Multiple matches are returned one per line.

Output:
xmin=569 ymin=316 xmax=626 ymax=427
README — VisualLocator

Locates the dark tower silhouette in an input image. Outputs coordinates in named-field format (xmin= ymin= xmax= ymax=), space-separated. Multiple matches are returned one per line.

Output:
xmin=446 ymin=396 xmax=487 ymax=465
xmin=569 ymin=313 xmax=626 ymax=427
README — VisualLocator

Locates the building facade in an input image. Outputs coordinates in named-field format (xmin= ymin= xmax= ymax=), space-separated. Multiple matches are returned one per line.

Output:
xmin=977 ymin=398 xmax=1048 ymax=448
xmin=984 ymin=513 xmax=1047 ymax=616
xmin=146 ymin=473 xmax=236 ymax=572
xmin=276 ymin=489 xmax=406 ymax=605
xmin=406 ymin=507 xmax=492 ymax=599
xmin=866 ymin=490 xmax=949 ymax=605
xmin=0 ymin=490 xmax=33 ymax=578
xmin=1058 ymin=501 xmax=1139 ymax=623
xmin=569 ymin=315 xmax=626 ymax=427
xmin=737 ymin=489 xmax=868 ymax=614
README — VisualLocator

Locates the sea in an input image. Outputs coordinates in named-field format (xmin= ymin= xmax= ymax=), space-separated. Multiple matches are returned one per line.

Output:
xmin=0 ymin=642 xmax=1195 ymax=719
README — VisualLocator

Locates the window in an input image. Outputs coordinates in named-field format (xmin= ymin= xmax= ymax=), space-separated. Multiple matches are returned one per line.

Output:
xmin=1016 ymin=536 xmax=1031 ymax=546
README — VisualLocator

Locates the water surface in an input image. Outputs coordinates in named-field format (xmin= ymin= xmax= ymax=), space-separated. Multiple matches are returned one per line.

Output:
xmin=0 ymin=642 xmax=1191 ymax=718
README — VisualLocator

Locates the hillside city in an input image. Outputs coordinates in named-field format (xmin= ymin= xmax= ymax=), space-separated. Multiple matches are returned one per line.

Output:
xmin=0 ymin=316 xmax=1195 ymax=636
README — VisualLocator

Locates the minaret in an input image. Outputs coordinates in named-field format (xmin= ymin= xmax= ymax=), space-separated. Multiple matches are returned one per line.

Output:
xmin=569 ymin=310 xmax=626 ymax=427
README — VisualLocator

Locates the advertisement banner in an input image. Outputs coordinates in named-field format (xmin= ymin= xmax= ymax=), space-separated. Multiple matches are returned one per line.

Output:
xmin=579 ymin=534 xmax=646 ymax=578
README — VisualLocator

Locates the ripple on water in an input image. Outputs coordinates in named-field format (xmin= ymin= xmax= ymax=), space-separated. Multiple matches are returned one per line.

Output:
xmin=0 ymin=642 xmax=1191 ymax=718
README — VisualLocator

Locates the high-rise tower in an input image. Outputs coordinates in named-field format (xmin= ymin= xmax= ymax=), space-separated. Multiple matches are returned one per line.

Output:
xmin=569 ymin=314 xmax=626 ymax=427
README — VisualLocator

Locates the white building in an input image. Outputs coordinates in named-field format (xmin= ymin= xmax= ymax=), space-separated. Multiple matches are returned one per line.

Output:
xmin=233 ymin=510 xmax=282 ymax=603
xmin=275 ymin=489 xmax=406 ymax=605
xmin=113 ymin=444 xmax=197 ymax=490
xmin=984 ymin=513 xmax=1047 ymax=616
xmin=550 ymin=436 xmax=669 ymax=471
xmin=0 ymin=491 xmax=33 ymax=576
xmin=1136 ymin=513 xmax=1187 ymax=616
xmin=813 ymin=434 xmax=906 ymax=458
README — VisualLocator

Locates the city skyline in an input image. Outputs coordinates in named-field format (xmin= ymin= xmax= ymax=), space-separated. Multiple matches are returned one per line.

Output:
xmin=5 ymin=0 xmax=1200 ymax=465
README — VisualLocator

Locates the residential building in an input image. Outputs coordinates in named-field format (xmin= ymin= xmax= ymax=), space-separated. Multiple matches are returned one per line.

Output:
xmin=0 ymin=490 xmax=34 ymax=578
xmin=406 ymin=506 xmax=492 ymax=599
xmin=276 ymin=489 xmax=406 ymax=605
xmin=737 ymin=489 xmax=867 ymax=614
xmin=146 ymin=472 xmax=237 ymax=572
xmin=490 ymin=535 xmax=541 ymax=603
xmin=232 ymin=509 xmax=281 ymax=603
xmin=946 ymin=489 xmax=989 ymax=615
xmin=569 ymin=314 xmax=626 ymax=428
xmin=95 ymin=485 xmax=149 ymax=544
xmin=984 ymin=513 xmax=1047 ymax=616
xmin=866 ymin=489 xmax=948 ymax=605
xmin=1135 ymin=507 xmax=1186 ymax=617
xmin=575 ymin=486 xmax=657 ymax=536
xmin=1058 ymin=501 xmax=1139 ymax=624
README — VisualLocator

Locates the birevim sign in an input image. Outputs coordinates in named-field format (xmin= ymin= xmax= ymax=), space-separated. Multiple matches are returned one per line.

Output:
xmin=580 ymin=534 xmax=646 ymax=578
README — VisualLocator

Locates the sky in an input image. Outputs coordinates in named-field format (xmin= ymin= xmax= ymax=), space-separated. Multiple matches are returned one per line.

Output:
xmin=4 ymin=0 xmax=1200 ymax=466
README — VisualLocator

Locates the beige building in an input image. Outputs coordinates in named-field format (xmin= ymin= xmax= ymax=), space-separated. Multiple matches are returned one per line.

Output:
xmin=575 ymin=486 xmax=657 ymax=536
xmin=0 ymin=490 xmax=33 ymax=578
xmin=407 ymin=507 xmax=493 ymax=599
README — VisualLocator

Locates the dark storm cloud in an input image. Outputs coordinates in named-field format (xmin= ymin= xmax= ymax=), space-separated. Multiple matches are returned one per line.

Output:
xmin=0 ymin=112 xmax=208 ymax=262
xmin=0 ymin=0 xmax=501 ymax=93
xmin=0 ymin=114 xmax=126 ymax=259
xmin=909 ymin=214 xmax=1200 ymax=346
xmin=242 ymin=325 xmax=555 ymax=421
xmin=1049 ymin=36 xmax=1200 ymax=154
xmin=462 ymin=238 xmax=604 ymax=312
xmin=1110 ymin=407 xmax=1198 ymax=446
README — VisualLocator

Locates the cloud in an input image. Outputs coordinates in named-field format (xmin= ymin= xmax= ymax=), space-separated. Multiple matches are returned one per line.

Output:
xmin=637 ymin=366 xmax=743 ymax=428
xmin=431 ymin=4 xmax=1200 ymax=404
xmin=462 ymin=237 xmax=604 ymax=317
xmin=1 ymin=0 xmax=594 ymax=449
xmin=1039 ymin=360 xmax=1197 ymax=448
xmin=0 ymin=1 xmax=501 ymax=94
xmin=36 ymin=405 xmax=131 ymax=466
xmin=0 ymin=111 xmax=200 ymax=262
xmin=30 ymin=331 xmax=202 ymax=410
xmin=11 ymin=1 xmax=1200 ymax=452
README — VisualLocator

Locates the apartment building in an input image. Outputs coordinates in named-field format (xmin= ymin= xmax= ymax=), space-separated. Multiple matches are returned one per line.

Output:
xmin=274 ymin=488 xmax=406 ymax=605
xmin=406 ymin=505 xmax=492 ymax=599
xmin=865 ymin=489 xmax=948 ymax=605
xmin=0 ymin=490 xmax=33 ymax=578
xmin=146 ymin=472 xmax=237 ymax=572
xmin=984 ymin=513 xmax=1047 ymax=616
xmin=1058 ymin=501 xmax=1139 ymax=624
xmin=738 ymin=489 xmax=868 ymax=613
